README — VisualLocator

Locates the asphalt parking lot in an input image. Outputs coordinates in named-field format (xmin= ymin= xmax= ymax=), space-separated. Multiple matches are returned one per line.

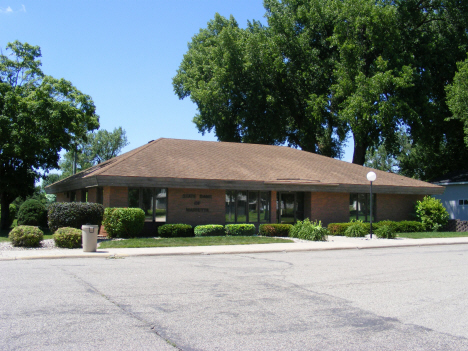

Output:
xmin=1 ymin=245 xmax=468 ymax=350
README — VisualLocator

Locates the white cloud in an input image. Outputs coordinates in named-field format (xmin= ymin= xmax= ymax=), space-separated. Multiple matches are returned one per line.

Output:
xmin=0 ymin=5 xmax=26 ymax=14
xmin=0 ymin=6 xmax=13 ymax=14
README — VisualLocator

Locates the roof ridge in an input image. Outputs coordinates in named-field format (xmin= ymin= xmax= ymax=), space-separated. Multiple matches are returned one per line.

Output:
xmin=86 ymin=138 xmax=164 ymax=177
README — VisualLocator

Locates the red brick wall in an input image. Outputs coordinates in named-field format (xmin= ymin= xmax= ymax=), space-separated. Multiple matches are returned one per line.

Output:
xmin=309 ymin=192 xmax=349 ymax=225
xmin=87 ymin=187 xmax=97 ymax=203
xmin=167 ymin=188 xmax=225 ymax=226
xmin=103 ymin=186 xmax=128 ymax=208
xmin=270 ymin=191 xmax=277 ymax=223
xmin=304 ymin=192 xmax=312 ymax=221
xmin=75 ymin=190 xmax=82 ymax=202
xmin=56 ymin=192 xmax=68 ymax=202
xmin=376 ymin=194 xmax=424 ymax=222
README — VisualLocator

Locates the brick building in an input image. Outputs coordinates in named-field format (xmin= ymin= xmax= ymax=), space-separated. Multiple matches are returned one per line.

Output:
xmin=45 ymin=138 xmax=444 ymax=234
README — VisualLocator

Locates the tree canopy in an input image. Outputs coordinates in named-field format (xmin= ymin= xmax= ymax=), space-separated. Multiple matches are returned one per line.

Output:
xmin=173 ymin=0 xmax=468 ymax=180
xmin=0 ymin=41 xmax=99 ymax=229
xmin=59 ymin=127 xmax=129 ymax=177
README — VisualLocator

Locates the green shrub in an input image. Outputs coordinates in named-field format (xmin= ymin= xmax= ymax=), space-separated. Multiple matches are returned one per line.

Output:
xmin=259 ymin=224 xmax=293 ymax=237
xmin=225 ymin=224 xmax=256 ymax=236
xmin=9 ymin=226 xmax=44 ymax=247
xmin=53 ymin=227 xmax=82 ymax=248
xmin=290 ymin=218 xmax=328 ymax=241
xmin=194 ymin=225 xmax=225 ymax=237
xmin=375 ymin=225 xmax=396 ymax=239
xmin=345 ymin=220 xmax=368 ymax=237
xmin=396 ymin=220 xmax=425 ymax=233
xmin=17 ymin=199 xmax=47 ymax=227
xmin=327 ymin=223 xmax=353 ymax=235
xmin=48 ymin=202 xmax=105 ymax=233
xmin=102 ymin=208 xmax=145 ymax=238
xmin=415 ymin=196 xmax=449 ymax=231
xmin=158 ymin=224 xmax=193 ymax=238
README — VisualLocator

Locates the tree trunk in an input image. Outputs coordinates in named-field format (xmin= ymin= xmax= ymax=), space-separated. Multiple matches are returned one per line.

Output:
xmin=352 ymin=138 xmax=368 ymax=165
xmin=0 ymin=193 xmax=11 ymax=231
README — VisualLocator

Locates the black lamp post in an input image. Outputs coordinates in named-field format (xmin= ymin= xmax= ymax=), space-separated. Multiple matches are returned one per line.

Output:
xmin=367 ymin=171 xmax=376 ymax=238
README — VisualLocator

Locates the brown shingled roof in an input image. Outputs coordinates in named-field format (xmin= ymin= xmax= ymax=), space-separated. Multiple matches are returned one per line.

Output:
xmin=46 ymin=138 xmax=444 ymax=194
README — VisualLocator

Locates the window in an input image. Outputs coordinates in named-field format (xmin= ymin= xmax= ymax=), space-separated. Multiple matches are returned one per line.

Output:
xmin=350 ymin=193 xmax=376 ymax=222
xmin=128 ymin=188 xmax=167 ymax=222
xmin=225 ymin=191 xmax=235 ymax=222
xmin=459 ymin=199 xmax=468 ymax=206
xmin=97 ymin=187 xmax=103 ymax=205
xmin=70 ymin=191 xmax=76 ymax=202
xmin=225 ymin=190 xmax=271 ymax=224
xmin=81 ymin=189 xmax=88 ymax=202
xmin=276 ymin=192 xmax=304 ymax=224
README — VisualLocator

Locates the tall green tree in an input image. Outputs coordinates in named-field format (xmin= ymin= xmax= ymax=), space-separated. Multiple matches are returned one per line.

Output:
xmin=394 ymin=0 xmax=468 ymax=180
xmin=173 ymin=11 xmax=346 ymax=157
xmin=174 ymin=0 xmax=468 ymax=175
xmin=0 ymin=41 xmax=99 ymax=229
xmin=446 ymin=57 xmax=468 ymax=146
xmin=60 ymin=127 xmax=129 ymax=177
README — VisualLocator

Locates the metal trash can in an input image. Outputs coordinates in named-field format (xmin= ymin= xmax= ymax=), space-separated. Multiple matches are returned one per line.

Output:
xmin=82 ymin=225 xmax=99 ymax=252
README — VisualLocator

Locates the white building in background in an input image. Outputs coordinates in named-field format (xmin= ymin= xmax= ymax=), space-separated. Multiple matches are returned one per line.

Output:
xmin=432 ymin=170 xmax=468 ymax=221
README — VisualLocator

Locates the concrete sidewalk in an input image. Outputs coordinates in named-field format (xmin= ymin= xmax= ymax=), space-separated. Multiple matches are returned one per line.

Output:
xmin=1 ymin=235 xmax=468 ymax=260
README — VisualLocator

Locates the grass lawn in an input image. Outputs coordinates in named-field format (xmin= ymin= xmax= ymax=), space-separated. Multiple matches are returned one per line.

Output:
xmin=99 ymin=236 xmax=294 ymax=249
xmin=397 ymin=232 xmax=468 ymax=239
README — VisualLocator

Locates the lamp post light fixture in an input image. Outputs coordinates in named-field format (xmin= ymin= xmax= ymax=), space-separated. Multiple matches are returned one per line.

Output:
xmin=366 ymin=171 xmax=377 ymax=239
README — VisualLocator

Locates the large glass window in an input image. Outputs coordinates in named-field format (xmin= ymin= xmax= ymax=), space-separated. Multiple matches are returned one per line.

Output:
xmin=155 ymin=188 xmax=166 ymax=222
xmin=128 ymin=188 xmax=167 ymax=223
xmin=225 ymin=191 xmax=236 ymax=222
xmin=349 ymin=193 xmax=376 ymax=222
xmin=248 ymin=191 xmax=258 ymax=223
xmin=236 ymin=191 xmax=247 ymax=223
xmin=276 ymin=192 xmax=305 ymax=224
xmin=97 ymin=187 xmax=103 ymax=205
xmin=128 ymin=188 xmax=139 ymax=207
xmin=225 ymin=190 xmax=271 ymax=224
xmin=259 ymin=192 xmax=270 ymax=223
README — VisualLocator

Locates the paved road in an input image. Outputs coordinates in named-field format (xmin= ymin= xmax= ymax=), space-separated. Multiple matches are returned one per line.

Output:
xmin=1 ymin=245 xmax=468 ymax=350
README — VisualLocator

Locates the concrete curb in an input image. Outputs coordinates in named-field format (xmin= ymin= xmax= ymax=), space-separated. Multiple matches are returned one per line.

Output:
xmin=1 ymin=238 xmax=468 ymax=261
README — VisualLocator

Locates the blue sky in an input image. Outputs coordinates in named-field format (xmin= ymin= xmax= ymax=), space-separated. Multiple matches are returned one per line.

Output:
xmin=1 ymin=0 xmax=353 ymax=167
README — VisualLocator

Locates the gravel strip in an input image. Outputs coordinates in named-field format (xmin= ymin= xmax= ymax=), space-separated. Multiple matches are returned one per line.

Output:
xmin=0 ymin=239 xmax=56 ymax=251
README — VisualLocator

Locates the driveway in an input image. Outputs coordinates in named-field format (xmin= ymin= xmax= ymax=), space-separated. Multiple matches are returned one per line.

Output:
xmin=1 ymin=245 xmax=467 ymax=350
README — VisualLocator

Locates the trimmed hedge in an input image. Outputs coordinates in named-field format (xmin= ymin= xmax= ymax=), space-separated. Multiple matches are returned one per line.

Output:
xmin=225 ymin=224 xmax=256 ymax=236
xmin=17 ymin=199 xmax=47 ymax=227
xmin=396 ymin=221 xmax=425 ymax=233
xmin=102 ymin=208 xmax=145 ymax=238
xmin=48 ymin=202 xmax=105 ymax=233
xmin=194 ymin=225 xmax=225 ymax=237
xmin=290 ymin=219 xmax=328 ymax=241
xmin=329 ymin=220 xmax=425 ymax=235
xmin=9 ymin=225 xmax=44 ymax=247
xmin=158 ymin=224 xmax=194 ymax=238
xmin=53 ymin=227 xmax=82 ymax=249
xmin=259 ymin=224 xmax=293 ymax=237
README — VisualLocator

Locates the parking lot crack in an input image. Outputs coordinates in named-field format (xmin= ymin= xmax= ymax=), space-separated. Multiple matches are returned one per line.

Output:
xmin=57 ymin=266 xmax=183 ymax=350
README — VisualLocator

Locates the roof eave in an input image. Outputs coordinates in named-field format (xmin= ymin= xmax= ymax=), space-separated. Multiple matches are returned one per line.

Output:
xmin=45 ymin=175 xmax=445 ymax=195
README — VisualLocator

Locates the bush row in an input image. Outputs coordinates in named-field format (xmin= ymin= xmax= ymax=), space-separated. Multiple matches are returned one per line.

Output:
xmin=328 ymin=220 xmax=425 ymax=235
xmin=48 ymin=202 xmax=105 ymax=233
